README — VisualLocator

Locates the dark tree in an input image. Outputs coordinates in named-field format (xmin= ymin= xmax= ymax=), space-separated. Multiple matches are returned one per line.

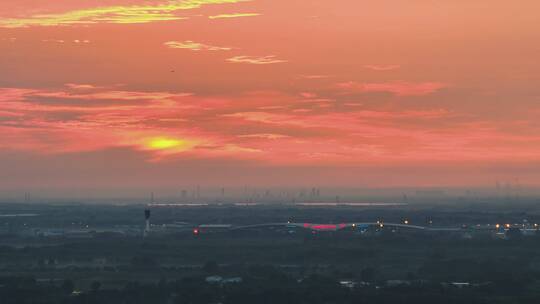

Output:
xmin=61 ymin=279 xmax=75 ymax=295
xmin=361 ymin=267 xmax=376 ymax=282
xmin=203 ymin=261 xmax=219 ymax=273
xmin=90 ymin=280 xmax=101 ymax=293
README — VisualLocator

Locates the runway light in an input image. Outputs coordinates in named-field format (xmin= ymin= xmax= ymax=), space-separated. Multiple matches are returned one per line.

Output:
xmin=505 ymin=224 xmax=511 ymax=228
xmin=495 ymin=224 xmax=500 ymax=229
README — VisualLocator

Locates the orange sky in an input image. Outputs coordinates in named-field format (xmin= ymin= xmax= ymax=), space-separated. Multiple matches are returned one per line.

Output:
xmin=1 ymin=0 xmax=540 ymax=189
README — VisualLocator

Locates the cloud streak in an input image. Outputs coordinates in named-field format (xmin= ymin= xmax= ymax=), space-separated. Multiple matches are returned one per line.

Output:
xmin=364 ymin=64 xmax=401 ymax=71
xmin=337 ymin=81 xmax=448 ymax=96
xmin=164 ymin=40 xmax=232 ymax=51
xmin=227 ymin=55 xmax=287 ymax=65
xmin=0 ymin=0 xmax=251 ymax=28
xmin=208 ymin=13 xmax=260 ymax=19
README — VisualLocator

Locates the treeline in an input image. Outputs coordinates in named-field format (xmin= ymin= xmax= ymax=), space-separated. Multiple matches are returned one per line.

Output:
xmin=2 ymin=266 xmax=540 ymax=304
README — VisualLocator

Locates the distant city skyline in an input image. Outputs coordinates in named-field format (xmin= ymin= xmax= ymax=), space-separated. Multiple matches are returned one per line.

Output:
xmin=1 ymin=0 xmax=540 ymax=189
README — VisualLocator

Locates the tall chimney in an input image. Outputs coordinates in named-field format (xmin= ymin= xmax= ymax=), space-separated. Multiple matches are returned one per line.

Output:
xmin=144 ymin=209 xmax=151 ymax=237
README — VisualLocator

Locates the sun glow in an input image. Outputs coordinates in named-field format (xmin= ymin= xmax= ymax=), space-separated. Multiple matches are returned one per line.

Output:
xmin=146 ymin=137 xmax=192 ymax=151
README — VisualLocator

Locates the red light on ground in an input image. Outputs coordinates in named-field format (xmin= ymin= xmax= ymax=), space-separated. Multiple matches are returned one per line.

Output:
xmin=193 ymin=228 xmax=199 ymax=235
xmin=303 ymin=223 xmax=345 ymax=231
xmin=312 ymin=224 xmax=338 ymax=230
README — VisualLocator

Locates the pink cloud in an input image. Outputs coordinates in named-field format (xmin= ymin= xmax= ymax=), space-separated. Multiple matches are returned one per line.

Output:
xmin=298 ymin=75 xmax=333 ymax=79
xmin=237 ymin=133 xmax=290 ymax=139
xmin=65 ymin=83 xmax=99 ymax=90
xmin=300 ymin=92 xmax=317 ymax=98
xmin=364 ymin=64 xmax=401 ymax=71
xmin=337 ymin=81 xmax=448 ymax=96
xmin=2 ymin=85 xmax=540 ymax=165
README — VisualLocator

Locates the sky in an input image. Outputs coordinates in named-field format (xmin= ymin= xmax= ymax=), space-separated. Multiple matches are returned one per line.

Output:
xmin=1 ymin=0 xmax=540 ymax=190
